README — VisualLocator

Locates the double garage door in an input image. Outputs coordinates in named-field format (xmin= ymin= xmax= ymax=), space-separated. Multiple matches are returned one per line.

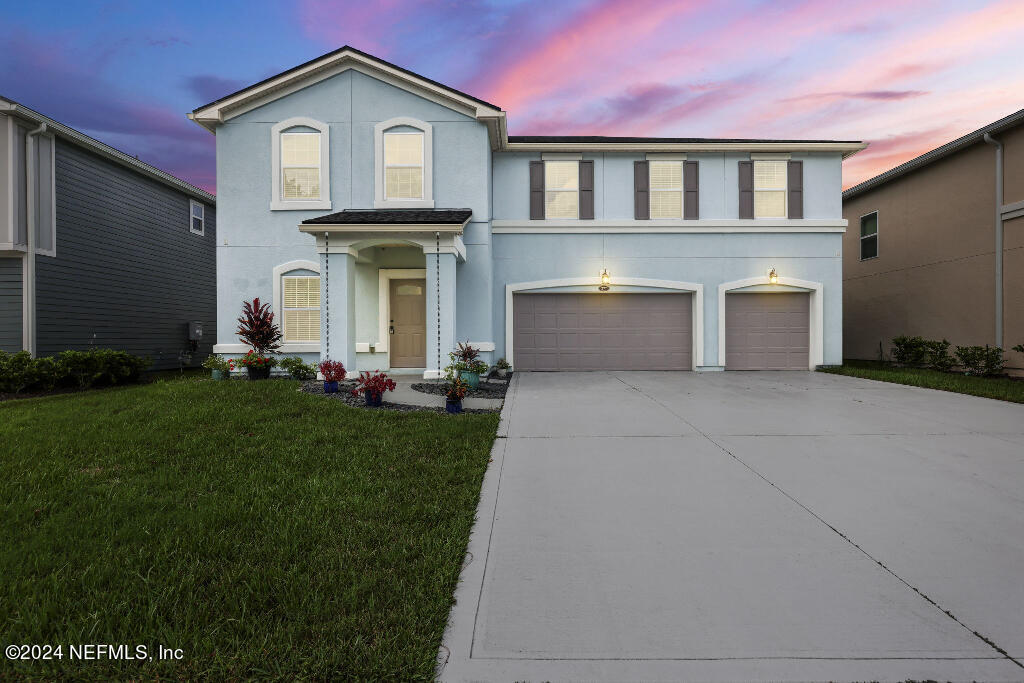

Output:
xmin=512 ymin=291 xmax=809 ymax=371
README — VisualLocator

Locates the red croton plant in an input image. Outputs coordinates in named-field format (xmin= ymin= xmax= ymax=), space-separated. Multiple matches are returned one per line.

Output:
xmin=318 ymin=360 xmax=347 ymax=382
xmin=351 ymin=370 xmax=397 ymax=398
xmin=236 ymin=298 xmax=282 ymax=355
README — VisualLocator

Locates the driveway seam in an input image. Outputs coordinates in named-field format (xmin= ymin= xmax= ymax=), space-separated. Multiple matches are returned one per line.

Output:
xmin=612 ymin=373 xmax=1024 ymax=670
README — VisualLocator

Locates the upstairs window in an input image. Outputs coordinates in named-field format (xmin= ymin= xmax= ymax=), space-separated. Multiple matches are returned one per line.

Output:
xmin=753 ymin=160 xmax=787 ymax=218
xmin=270 ymin=117 xmax=331 ymax=211
xmin=189 ymin=200 xmax=205 ymax=235
xmin=649 ymin=161 xmax=682 ymax=219
xmin=860 ymin=212 xmax=878 ymax=260
xmin=282 ymin=276 xmax=321 ymax=342
xmin=545 ymin=160 xmax=578 ymax=219
xmin=384 ymin=132 xmax=423 ymax=200
xmin=281 ymin=133 xmax=321 ymax=200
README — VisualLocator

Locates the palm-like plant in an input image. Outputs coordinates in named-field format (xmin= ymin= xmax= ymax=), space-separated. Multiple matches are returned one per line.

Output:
xmin=236 ymin=298 xmax=283 ymax=355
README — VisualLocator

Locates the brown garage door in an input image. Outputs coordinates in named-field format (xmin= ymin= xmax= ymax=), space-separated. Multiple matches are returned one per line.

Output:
xmin=725 ymin=292 xmax=809 ymax=370
xmin=513 ymin=293 xmax=692 ymax=370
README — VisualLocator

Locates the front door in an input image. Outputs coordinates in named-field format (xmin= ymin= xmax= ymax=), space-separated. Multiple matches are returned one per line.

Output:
xmin=389 ymin=278 xmax=427 ymax=367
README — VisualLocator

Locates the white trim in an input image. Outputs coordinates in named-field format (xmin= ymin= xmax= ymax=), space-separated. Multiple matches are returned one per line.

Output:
xmin=467 ymin=341 xmax=495 ymax=352
xmin=505 ymin=276 xmax=704 ymax=370
xmin=750 ymin=152 xmax=791 ymax=160
xmin=541 ymin=152 xmax=582 ymax=160
xmin=377 ymin=268 xmax=427 ymax=357
xmin=718 ymin=275 xmax=824 ymax=370
xmin=491 ymin=218 xmax=846 ymax=233
xmin=272 ymin=259 xmax=320 ymax=345
xmin=214 ymin=342 xmax=320 ymax=354
xmin=646 ymin=152 xmax=687 ymax=160
xmin=189 ymin=199 xmax=205 ymax=236
xmin=270 ymin=117 xmax=331 ymax=211
xmin=374 ymin=117 xmax=434 ymax=209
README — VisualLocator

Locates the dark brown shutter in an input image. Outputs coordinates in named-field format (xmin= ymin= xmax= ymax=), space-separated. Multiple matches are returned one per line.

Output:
xmin=634 ymin=160 xmax=649 ymax=219
xmin=683 ymin=160 xmax=699 ymax=220
xmin=738 ymin=161 xmax=754 ymax=219
xmin=529 ymin=161 xmax=544 ymax=220
xmin=579 ymin=160 xmax=594 ymax=219
xmin=787 ymin=160 xmax=803 ymax=219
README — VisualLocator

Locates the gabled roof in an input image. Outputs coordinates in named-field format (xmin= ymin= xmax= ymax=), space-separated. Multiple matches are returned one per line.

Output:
xmin=302 ymin=208 xmax=472 ymax=225
xmin=844 ymin=106 xmax=1024 ymax=200
xmin=2 ymin=95 xmax=215 ymax=203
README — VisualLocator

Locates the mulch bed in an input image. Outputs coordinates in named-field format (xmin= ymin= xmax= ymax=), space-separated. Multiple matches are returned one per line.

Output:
xmin=411 ymin=377 xmax=510 ymax=398
xmin=299 ymin=380 xmax=499 ymax=413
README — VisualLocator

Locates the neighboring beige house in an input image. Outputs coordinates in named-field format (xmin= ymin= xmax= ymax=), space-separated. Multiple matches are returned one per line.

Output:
xmin=842 ymin=108 xmax=1024 ymax=372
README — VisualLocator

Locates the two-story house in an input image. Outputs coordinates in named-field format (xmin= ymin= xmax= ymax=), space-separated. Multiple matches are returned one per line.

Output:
xmin=190 ymin=47 xmax=864 ymax=377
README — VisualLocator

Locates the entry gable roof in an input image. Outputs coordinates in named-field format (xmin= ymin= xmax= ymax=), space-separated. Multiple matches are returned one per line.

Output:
xmin=301 ymin=208 xmax=472 ymax=226
xmin=188 ymin=46 xmax=505 ymax=136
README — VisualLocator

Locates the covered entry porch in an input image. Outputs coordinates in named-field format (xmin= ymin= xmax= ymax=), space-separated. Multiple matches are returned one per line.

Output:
xmin=298 ymin=209 xmax=469 ymax=379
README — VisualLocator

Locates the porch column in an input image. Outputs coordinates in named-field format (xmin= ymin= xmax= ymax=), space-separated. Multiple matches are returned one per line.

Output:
xmin=424 ymin=251 xmax=456 ymax=379
xmin=320 ymin=249 xmax=357 ymax=372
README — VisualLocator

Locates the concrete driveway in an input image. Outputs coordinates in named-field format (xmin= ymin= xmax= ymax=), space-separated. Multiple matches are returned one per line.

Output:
xmin=440 ymin=371 xmax=1024 ymax=682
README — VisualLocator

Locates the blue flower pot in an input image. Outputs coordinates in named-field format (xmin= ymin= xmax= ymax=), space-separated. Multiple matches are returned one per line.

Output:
xmin=364 ymin=391 xmax=383 ymax=407
xmin=323 ymin=380 xmax=339 ymax=393
xmin=459 ymin=371 xmax=479 ymax=389
xmin=446 ymin=399 xmax=463 ymax=414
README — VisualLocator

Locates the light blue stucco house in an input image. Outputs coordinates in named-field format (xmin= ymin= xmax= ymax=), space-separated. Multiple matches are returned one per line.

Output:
xmin=189 ymin=47 xmax=865 ymax=377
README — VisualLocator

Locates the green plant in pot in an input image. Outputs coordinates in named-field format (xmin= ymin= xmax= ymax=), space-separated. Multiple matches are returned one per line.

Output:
xmin=494 ymin=357 xmax=511 ymax=379
xmin=451 ymin=342 xmax=487 ymax=388
xmin=202 ymin=354 xmax=231 ymax=380
xmin=235 ymin=297 xmax=282 ymax=379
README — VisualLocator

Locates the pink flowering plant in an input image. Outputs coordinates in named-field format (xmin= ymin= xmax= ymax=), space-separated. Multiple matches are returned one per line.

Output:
xmin=235 ymin=349 xmax=276 ymax=368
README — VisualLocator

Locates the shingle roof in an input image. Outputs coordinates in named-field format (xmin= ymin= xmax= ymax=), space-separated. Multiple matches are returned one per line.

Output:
xmin=301 ymin=209 xmax=473 ymax=225
xmin=843 ymin=106 xmax=1024 ymax=200
xmin=508 ymin=135 xmax=862 ymax=144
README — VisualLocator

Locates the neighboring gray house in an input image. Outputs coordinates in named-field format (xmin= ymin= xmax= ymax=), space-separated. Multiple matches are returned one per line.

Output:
xmin=1 ymin=96 xmax=217 ymax=370
xmin=191 ymin=47 xmax=863 ymax=376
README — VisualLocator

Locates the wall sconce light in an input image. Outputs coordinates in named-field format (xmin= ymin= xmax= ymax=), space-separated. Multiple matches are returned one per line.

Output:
xmin=599 ymin=269 xmax=611 ymax=292
xmin=768 ymin=267 xmax=778 ymax=284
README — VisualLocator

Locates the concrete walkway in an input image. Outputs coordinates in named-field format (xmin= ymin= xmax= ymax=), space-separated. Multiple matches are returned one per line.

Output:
xmin=440 ymin=371 xmax=1024 ymax=682
xmin=383 ymin=375 xmax=504 ymax=411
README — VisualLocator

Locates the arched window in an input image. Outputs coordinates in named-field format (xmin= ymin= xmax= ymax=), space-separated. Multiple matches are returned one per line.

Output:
xmin=374 ymin=117 xmax=433 ymax=209
xmin=272 ymin=260 xmax=321 ymax=349
xmin=271 ymin=117 xmax=331 ymax=210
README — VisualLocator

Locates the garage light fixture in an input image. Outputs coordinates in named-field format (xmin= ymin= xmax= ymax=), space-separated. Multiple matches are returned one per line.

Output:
xmin=599 ymin=269 xmax=611 ymax=292
xmin=768 ymin=267 xmax=778 ymax=284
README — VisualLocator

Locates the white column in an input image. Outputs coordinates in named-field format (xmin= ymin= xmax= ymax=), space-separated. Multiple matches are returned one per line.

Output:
xmin=320 ymin=250 xmax=357 ymax=373
xmin=424 ymin=252 xmax=456 ymax=379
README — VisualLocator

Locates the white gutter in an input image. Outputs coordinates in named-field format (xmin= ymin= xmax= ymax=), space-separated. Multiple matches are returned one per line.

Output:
xmin=23 ymin=121 xmax=46 ymax=356
xmin=983 ymin=133 xmax=1003 ymax=349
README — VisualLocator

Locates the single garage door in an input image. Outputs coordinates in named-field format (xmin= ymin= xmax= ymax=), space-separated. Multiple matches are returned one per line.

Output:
xmin=513 ymin=292 xmax=692 ymax=370
xmin=725 ymin=292 xmax=809 ymax=370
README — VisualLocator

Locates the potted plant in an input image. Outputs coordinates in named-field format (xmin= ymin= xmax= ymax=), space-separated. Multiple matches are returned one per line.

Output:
xmin=451 ymin=342 xmax=488 ymax=388
xmin=352 ymin=370 xmax=396 ymax=407
xmin=445 ymin=375 xmax=469 ymax=414
xmin=494 ymin=357 xmax=511 ymax=379
xmin=202 ymin=354 xmax=230 ymax=380
xmin=236 ymin=349 xmax=276 ymax=379
xmin=235 ymin=297 xmax=282 ymax=379
xmin=318 ymin=359 xmax=347 ymax=393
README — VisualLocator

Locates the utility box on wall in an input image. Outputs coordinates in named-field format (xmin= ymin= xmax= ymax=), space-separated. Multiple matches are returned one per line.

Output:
xmin=187 ymin=321 xmax=203 ymax=341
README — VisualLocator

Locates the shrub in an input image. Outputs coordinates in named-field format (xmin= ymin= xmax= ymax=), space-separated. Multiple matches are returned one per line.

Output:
xmin=317 ymin=359 xmax=347 ymax=382
xmin=281 ymin=356 xmax=317 ymax=380
xmin=454 ymin=342 xmax=480 ymax=363
xmin=0 ymin=348 xmax=147 ymax=393
xmin=955 ymin=345 xmax=1006 ymax=376
xmin=923 ymin=339 xmax=955 ymax=372
xmin=891 ymin=336 xmax=929 ymax=367
xmin=351 ymin=370 xmax=396 ymax=398
xmin=1013 ymin=344 xmax=1024 ymax=354
xmin=0 ymin=351 xmax=54 ymax=393
xmin=495 ymin=357 xmax=511 ymax=370
xmin=445 ymin=375 xmax=469 ymax=402
xmin=236 ymin=298 xmax=282 ymax=355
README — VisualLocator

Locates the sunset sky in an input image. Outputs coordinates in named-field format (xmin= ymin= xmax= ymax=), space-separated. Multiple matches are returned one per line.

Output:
xmin=2 ymin=0 xmax=1023 ymax=194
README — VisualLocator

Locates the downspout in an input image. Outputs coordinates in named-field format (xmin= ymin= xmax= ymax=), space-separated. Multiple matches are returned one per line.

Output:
xmin=983 ymin=133 xmax=1003 ymax=349
xmin=24 ymin=121 xmax=47 ymax=357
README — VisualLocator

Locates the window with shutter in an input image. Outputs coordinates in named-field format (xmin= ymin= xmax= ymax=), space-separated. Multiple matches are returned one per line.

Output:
xmin=544 ymin=161 xmax=579 ymax=219
xmin=753 ymin=160 xmax=787 ymax=218
xmin=282 ymin=276 xmax=321 ymax=342
xmin=649 ymin=161 xmax=683 ymax=218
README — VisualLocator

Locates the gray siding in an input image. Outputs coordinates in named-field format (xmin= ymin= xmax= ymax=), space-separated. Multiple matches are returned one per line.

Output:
xmin=35 ymin=140 xmax=216 ymax=370
xmin=0 ymin=257 xmax=22 ymax=352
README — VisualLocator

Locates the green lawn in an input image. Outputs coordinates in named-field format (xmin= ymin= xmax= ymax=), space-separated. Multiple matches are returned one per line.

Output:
xmin=1 ymin=377 xmax=498 ymax=680
xmin=820 ymin=360 xmax=1024 ymax=404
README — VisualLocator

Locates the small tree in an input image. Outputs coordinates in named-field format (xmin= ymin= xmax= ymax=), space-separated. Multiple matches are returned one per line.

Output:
xmin=236 ymin=298 xmax=282 ymax=355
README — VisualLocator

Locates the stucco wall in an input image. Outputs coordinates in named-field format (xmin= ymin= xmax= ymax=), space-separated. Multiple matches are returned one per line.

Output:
xmin=842 ymin=128 xmax=1023 ymax=369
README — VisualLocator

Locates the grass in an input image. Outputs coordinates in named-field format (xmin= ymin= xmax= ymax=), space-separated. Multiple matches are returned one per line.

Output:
xmin=0 ymin=377 xmax=499 ymax=680
xmin=820 ymin=359 xmax=1024 ymax=403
